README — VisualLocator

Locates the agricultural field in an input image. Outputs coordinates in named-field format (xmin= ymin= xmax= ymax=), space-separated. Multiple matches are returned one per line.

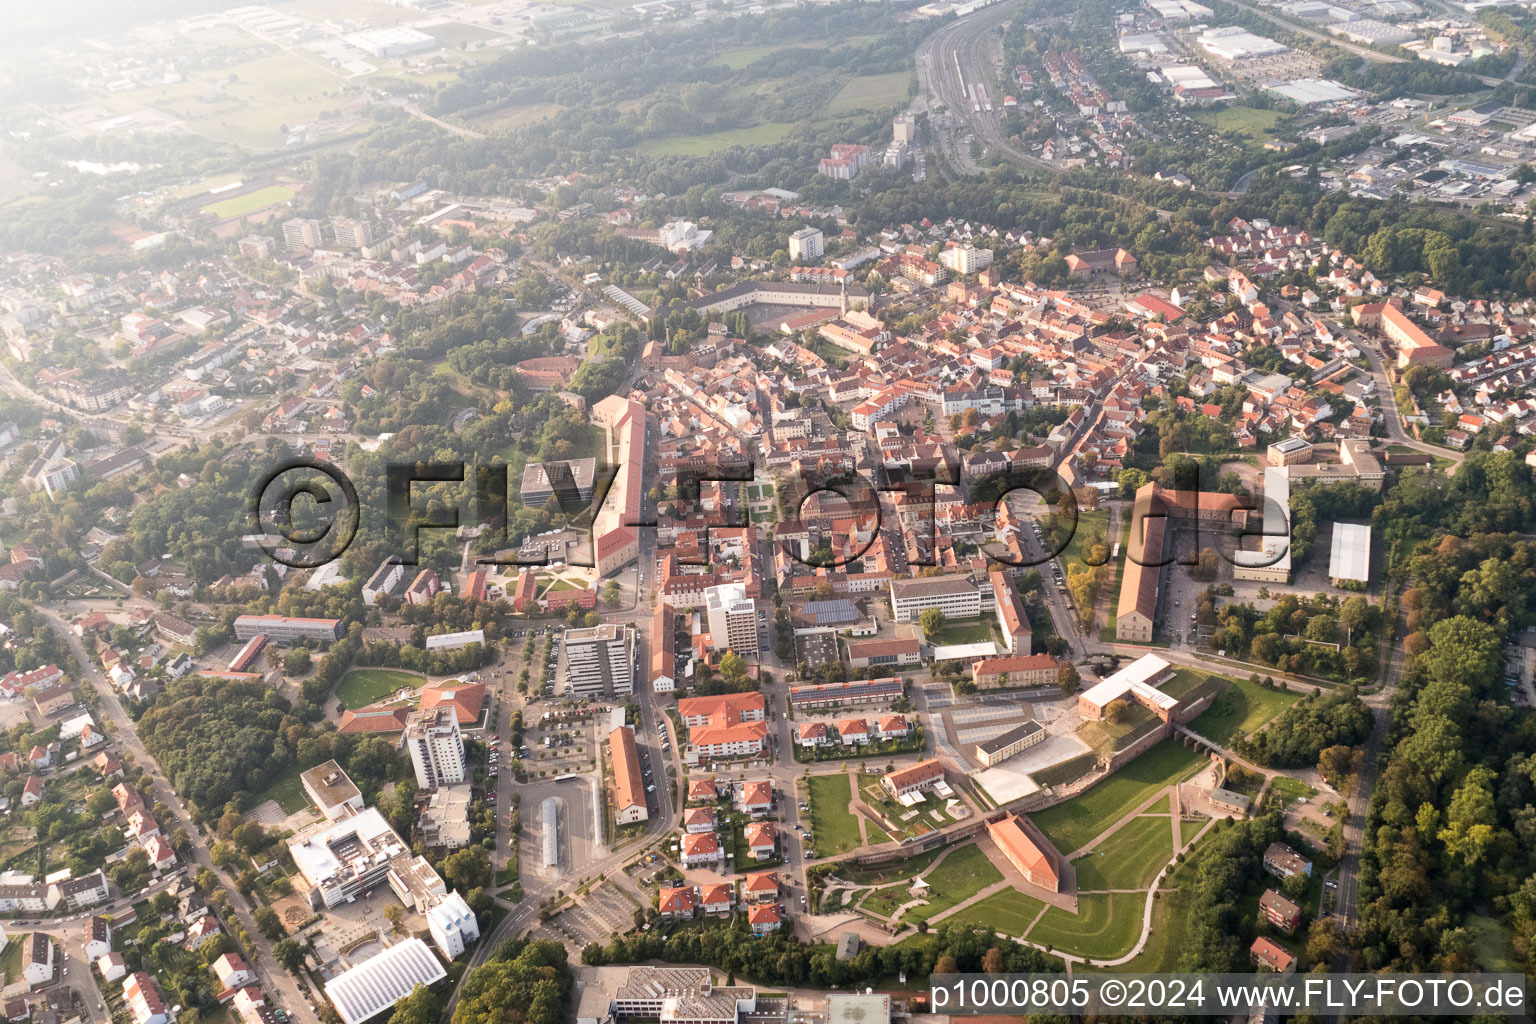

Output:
xmin=201 ymin=184 xmax=296 ymax=219
xmin=335 ymin=668 xmax=425 ymax=708
xmin=822 ymin=72 xmax=912 ymax=117
xmin=638 ymin=122 xmax=797 ymax=157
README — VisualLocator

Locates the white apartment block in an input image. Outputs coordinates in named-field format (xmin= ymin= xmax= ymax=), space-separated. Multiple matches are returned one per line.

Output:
xmin=788 ymin=227 xmax=824 ymax=262
xmin=404 ymin=708 xmax=466 ymax=789
xmin=888 ymin=574 xmax=982 ymax=622
xmin=940 ymin=244 xmax=994 ymax=275
xmin=704 ymin=583 xmax=759 ymax=656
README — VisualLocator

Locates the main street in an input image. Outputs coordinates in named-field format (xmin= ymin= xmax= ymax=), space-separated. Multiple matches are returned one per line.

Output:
xmin=38 ymin=609 xmax=324 ymax=1024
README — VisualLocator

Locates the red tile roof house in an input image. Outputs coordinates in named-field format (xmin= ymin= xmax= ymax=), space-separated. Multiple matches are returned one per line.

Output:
xmin=745 ymin=822 xmax=777 ymax=861
xmin=748 ymin=903 xmax=782 ymax=936
xmin=657 ymin=886 xmax=696 ymax=921
xmin=737 ymin=780 xmax=773 ymax=816
xmin=698 ymin=882 xmax=734 ymax=916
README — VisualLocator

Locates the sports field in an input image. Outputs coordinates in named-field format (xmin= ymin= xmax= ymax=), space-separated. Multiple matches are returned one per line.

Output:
xmin=201 ymin=184 xmax=296 ymax=219
xmin=335 ymin=668 xmax=425 ymax=708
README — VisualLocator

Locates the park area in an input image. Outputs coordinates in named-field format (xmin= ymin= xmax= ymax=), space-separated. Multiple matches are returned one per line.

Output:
xmin=807 ymin=773 xmax=864 ymax=856
xmin=1189 ymin=677 xmax=1302 ymax=745
xmin=335 ymin=668 xmax=425 ymax=708
xmin=1029 ymin=741 xmax=1204 ymax=854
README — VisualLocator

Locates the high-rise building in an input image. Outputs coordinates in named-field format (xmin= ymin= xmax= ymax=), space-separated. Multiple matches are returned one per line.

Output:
xmin=282 ymin=217 xmax=324 ymax=251
xmin=704 ymin=582 xmax=758 ymax=656
xmin=893 ymin=112 xmax=917 ymax=145
xmin=939 ymin=244 xmax=994 ymax=275
xmin=330 ymin=217 xmax=375 ymax=249
xmin=563 ymin=623 xmax=636 ymax=698
xmin=787 ymin=227 xmax=824 ymax=262
xmin=237 ymin=235 xmax=274 ymax=261
xmin=404 ymin=708 xmax=466 ymax=789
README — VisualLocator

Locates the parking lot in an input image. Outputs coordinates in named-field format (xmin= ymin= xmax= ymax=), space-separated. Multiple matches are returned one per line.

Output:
xmin=531 ymin=881 xmax=640 ymax=947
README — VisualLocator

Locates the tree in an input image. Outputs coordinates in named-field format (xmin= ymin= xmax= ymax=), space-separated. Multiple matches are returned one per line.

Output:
xmin=707 ymin=648 xmax=740 ymax=682
xmin=444 ymin=845 xmax=493 ymax=892
xmin=1057 ymin=662 xmax=1080 ymax=695
xmin=1103 ymin=699 xmax=1131 ymax=725
xmin=273 ymin=939 xmax=306 ymax=974
xmin=602 ymin=580 xmax=622 ymax=607
xmin=253 ymin=906 xmax=284 ymax=940
xmin=384 ymin=903 xmax=406 ymax=934
xmin=390 ymin=985 xmax=442 ymax=1024
xmin=919 ymin=608 xmax=946 ymax=641
xmin=1438 ymin=765 xmax=1498 ymax=868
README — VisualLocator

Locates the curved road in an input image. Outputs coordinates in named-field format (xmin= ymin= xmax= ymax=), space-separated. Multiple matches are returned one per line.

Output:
xmin=916 ymin=0 xmax=1058 ymax=174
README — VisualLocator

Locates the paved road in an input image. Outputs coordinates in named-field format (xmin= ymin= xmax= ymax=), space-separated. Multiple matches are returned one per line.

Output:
xmin=39 ymin=609 xmax=323 ymax=1024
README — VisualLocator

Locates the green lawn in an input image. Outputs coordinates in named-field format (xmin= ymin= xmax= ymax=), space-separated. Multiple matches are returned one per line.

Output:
xmin=1030 ymin=742 xmax=1205 ymax=854
xmin=943 ymin=888 xmax=1045 ymax=937
xmin=1032 ymin=753 xmax=1097 ymax=789
xmin=201 ymin=184 xmax=296 ymax=219
xmin=1028 ymin=892 xmax=1146 ymax=960
xmin=808 ymin=774 xmax=863 ymax=856
xmin=0 ymin=939 xmax=20 ymax=983
xmin=928 ymin=618 xmax=994 ymax=646
xmin=867 ymin=820 xmax=893 ymax=843
xmin=1179 ymin=819 xmax=1205 ymax=847
xmin=1268 ymin=776 xmax=1318 ymax=811
xmin=1057 ymin=509 xmax=1109 ymax=574
xmin=1196 ymin=105 xmax=1284 ymax=141
xmin=335 ymin=668 xmax=426 ymax=708
xmin=1116 ymin=839 xmax=1208 ymax=972
xmin=822 ymin=72 xmax=912 ymax=116
xmin=1190 ymin=678 xmax=1302 ymax=745
xmin=258 ymin=763 xmax=310 ymax=815
xmin=1072 ymin=815 xmax=1171 ymax=891
xmin=638 ymin=122 xmax=797 ymax=156
xmin=1468 ymin=914 xmax=1519 ymax=972
xmin=903 ymin=844 xmax=1003 ymax=923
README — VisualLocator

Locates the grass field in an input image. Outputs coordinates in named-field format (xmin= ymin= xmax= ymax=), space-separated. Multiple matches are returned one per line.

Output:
xmin=1196 ymin=105 xmax=1284 ymax=141
xmin=1057 ymin=509 xmax=1109 ymax=573
xmin=1117 ymin=839 xmax=1208 ymax=971
xmin=471 ymin=102 xmax=562 ymax=131
xmin=201 ymin=184 xmax=296 ymax=219
xmin=1030 ymin=742 xmax=1205 ymax=854
xmin=1032 ymin=752 xmax=1098 ymax=789
xmin=1468 ymin=914 xmax=1519 ymax=971
xmin=335 ymin=668 xmax=425 ymax=708
xmin=638 ymin=122 xmax=797 ymax=157
xmin=808 ymin=773 xmax=863 ymax=856
xmin=259 ymin=764 xmax=311 ymax=815
xmin=823 ymin=72 xmax=912 ymax=116
xmin=1190 ymin=678 xmax=1302 ymax=745
xmin=0 ymin=939 xmax=20 ymax=983
xmin=928 ymin=618 xmax=995 ymax=646
xmin=1180 ymin=819 xmax=1206 ymax=846
xmin=187 ymin=53 xmax=344 ymax=149
xmin=903 ymin=843 xmax=1003 ymax=923
xmin=1028 ymin=892 xmax=1145 ymax=959
xmin=867 ymin=820 xmax=893 ymax=843
xmin=942 ymin=888 xmax=1045 ymax=936
xmin=713 ymin=40 xmax=830 ymax=69
xmin=1072 ymin=815 xmax=1171 ymax=891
